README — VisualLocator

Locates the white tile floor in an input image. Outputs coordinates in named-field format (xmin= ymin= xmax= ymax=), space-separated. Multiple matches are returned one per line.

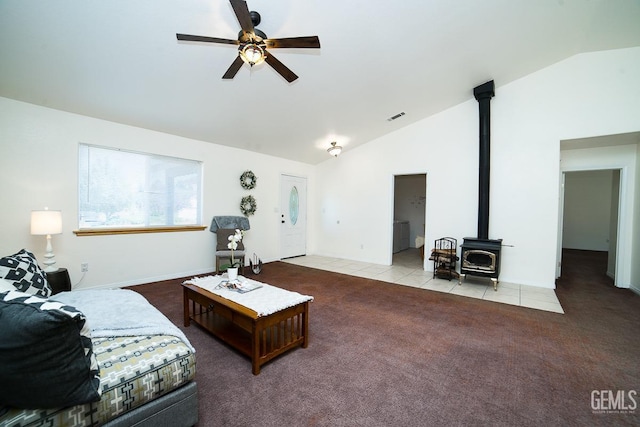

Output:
xmin=282 ymin=249 xmax=564 ymax=314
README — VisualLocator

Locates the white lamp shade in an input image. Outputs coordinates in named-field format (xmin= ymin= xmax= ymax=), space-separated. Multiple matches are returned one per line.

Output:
xmin=31 ymin=210 xmax=62 ymax=235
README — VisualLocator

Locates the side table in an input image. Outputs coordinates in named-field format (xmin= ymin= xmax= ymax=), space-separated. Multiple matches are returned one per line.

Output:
xmin=46 ymin=268 xmax=72 ymax=294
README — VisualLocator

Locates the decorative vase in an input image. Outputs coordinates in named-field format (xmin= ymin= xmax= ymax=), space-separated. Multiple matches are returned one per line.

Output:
xmin=227 ymin=267 xmax=239 ymax=281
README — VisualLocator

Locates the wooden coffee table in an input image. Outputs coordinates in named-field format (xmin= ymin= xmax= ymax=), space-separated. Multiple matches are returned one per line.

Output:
xmin=182 ymin=282 xmax=310 ymax=375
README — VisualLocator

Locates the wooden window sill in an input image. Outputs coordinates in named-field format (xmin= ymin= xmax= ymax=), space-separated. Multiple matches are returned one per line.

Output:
xmin=73 ymin=225 xmax=207 ymax=236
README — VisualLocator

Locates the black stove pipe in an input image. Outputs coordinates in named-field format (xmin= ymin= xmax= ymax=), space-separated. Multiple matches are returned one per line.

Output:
xmin=473 ymin=80 xmax=495 ymax=240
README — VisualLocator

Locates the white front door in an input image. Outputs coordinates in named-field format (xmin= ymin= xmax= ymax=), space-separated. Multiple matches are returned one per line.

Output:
xmin=280 ymin=174 xmax=307 ymax=259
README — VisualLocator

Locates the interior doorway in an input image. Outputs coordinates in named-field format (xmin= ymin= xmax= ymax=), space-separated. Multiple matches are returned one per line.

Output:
xmin=559 ymin=169 xmax=620 ymax=283
xmin=392 ymin=174 xmax=426 ymax=269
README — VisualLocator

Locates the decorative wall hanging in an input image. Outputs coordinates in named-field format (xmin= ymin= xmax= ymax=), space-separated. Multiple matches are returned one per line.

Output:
xmin=240 ymin=170 xmax=257 ymax=190
xmin=240 ymin=195 xmax=257 ymax=216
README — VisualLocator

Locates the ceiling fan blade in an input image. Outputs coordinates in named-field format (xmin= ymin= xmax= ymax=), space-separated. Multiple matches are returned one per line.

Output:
xmin=265 ymin=36 xmax=321 ymax=49
xmin=177 ymin=33 xmax=239 ymax=45
xmin=222 ymin=55 xmax=245 ymax=79
xmin=230 ymin=0 xmax=254 ymax=35
xmin=264 ymin=52 xmax=298 ymax=83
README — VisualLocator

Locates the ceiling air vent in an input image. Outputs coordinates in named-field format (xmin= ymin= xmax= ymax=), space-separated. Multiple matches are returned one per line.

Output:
xmin=387 ymin=112 xmax=406 ymax=122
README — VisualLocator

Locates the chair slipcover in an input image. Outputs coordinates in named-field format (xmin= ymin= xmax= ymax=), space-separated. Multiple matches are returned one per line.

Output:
xmin=211 ymin=216 xmax=250 ymax=274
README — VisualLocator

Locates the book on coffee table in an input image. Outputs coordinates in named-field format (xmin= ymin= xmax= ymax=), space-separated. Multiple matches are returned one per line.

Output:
xmin=219 ymin=280 xmax=262 ymax=293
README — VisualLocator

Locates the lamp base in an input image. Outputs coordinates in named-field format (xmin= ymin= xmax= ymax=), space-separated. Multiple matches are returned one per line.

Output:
xmin=43 ymin=234 xmax=57 ymax=272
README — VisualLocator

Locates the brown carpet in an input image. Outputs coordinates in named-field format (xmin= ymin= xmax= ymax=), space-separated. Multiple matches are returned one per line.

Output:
xmin=129 ymin=249 xmax=640 ymax=426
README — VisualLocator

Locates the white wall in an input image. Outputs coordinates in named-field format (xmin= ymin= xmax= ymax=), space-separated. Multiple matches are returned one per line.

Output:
xmin=314 ymin=101 xmax=479 ymax=266
xmin=562 ymin=170 xmax=613 ymax=251
xmin=609 ymin=169 xmax=620 ymax=279
xmin=0 ymin=97 xmax=315 ymax=289
xmin=634 ymin=145 xmax=640 ymax=294
xmin=313 ymin=47 xmax=640 ymax=289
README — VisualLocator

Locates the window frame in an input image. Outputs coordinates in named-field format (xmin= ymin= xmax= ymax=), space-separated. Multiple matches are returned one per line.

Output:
xmin=75 ymin=143 xmax=205 ymax=236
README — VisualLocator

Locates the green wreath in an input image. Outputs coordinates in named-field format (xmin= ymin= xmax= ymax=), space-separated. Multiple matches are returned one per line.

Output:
xmin=240 ymin=170 xmax=257 ymax=190
xmin=240 ymin=195 xmax=257 ymax=216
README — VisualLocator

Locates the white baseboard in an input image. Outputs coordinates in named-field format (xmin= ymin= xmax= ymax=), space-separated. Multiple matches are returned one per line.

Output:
xmin=74 ymin=268 xmax=215 ymax=291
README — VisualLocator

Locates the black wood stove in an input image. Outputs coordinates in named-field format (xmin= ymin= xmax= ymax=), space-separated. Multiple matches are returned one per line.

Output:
xmin=460 ymin=237 xmax=502 ymax=290
xmin=460 ymin=80 xmax=503 ymax=290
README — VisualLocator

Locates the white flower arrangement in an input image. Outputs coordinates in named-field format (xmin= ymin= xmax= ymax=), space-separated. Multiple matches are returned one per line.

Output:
xmin=227 ymin=228 xmax=245 ymax=267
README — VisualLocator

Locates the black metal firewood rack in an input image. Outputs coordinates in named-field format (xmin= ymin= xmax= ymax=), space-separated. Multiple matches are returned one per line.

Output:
xmin=430 ymin=237 xmax=460 ymax=280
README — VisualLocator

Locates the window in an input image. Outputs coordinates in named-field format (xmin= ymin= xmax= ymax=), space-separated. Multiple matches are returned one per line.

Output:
xmin=78 ymin=144 xmax=202 ymax=232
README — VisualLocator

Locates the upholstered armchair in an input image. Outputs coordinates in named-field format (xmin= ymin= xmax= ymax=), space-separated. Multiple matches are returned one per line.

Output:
xmin=210 ymin=216 xmax=250 ymax=275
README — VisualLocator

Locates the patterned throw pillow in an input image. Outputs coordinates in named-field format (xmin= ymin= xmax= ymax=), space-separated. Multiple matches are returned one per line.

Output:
xmin=0 ymin=278 xmax=15 ymax=292
xmin=0 ymin=290 xmax=101 ymax=409
xmin=0 ymin=249 xmax=51 ymax=297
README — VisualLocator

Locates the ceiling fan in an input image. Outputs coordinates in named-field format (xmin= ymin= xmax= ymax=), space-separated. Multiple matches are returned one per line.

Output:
xmin=177 ymin=0 xmax=321 ymax=83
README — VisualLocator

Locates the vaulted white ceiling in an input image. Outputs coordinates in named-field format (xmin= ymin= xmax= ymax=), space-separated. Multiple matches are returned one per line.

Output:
xmin=1 ymin=0 xmax=639 ymax=164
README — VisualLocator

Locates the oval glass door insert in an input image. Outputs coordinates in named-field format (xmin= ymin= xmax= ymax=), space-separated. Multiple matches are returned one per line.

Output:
xmin=289 ymin=186 xmax=299 ymax=225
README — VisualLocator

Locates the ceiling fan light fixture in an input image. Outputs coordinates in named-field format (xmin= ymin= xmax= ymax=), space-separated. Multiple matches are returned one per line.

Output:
xmin=327 ymin=141 xmax=342 ymax=157
xmin=240 ymin=43 xmax=265 ymax=66
xmin=177 ymin=1 xmax=320 ymax=82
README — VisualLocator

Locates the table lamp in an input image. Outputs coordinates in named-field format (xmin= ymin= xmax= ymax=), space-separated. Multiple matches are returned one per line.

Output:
xmin=30 ymin=208 xmax=62 ymax=272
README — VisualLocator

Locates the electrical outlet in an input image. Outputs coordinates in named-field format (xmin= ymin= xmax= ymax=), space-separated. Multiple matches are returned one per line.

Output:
xmin=81 ymin=263 xmax=89 ymax=272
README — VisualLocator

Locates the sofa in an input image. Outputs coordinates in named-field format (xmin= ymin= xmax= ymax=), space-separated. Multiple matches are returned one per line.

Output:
xmin=0 ymin=249 xmax=198 ymax=427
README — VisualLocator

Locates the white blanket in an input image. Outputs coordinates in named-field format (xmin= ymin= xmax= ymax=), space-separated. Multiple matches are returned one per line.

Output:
xmin=183 ymin=275 xmax=313 ymax=317
xmin=52 ymin=289 xmax=194 ymax=352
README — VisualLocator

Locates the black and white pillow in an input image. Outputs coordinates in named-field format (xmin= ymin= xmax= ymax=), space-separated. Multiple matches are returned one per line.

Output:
xmin=0 ymin=249 xmax=51 ymax=297
xmin=0 ymin=278 xmax=15 ymax=292
xmin=0 ymin=290 xmax=101 ymax=409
